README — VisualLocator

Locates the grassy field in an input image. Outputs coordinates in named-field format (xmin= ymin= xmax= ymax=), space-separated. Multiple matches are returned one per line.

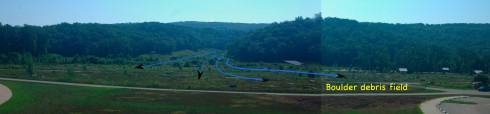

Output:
xmin=0 ymin=63 xmax=445 ymax=94
xmin=0 ymin=80 xmax=319 ymax=114
xmin=0 ymin=80 xmax=445 ymax=114
xmin=0 ymin=50 xmax=473 ymax=93
xmin=321 ymin=95 xmax=443 ymax=114
xmin=442 ymin=99 xmax=478 ymax=104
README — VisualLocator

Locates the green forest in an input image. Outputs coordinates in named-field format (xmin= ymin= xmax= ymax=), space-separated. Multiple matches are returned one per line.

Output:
xmin=0 ymin=22 xmax=254 ymax=65
xmin=321 ymin=18 xmax=490 ymax=73
xmin=1 ymin=15 xmax=490 ymax=73
xmin=227 ymin=15 xmax=490 ymax=73
xmin=227 ymin=14 xmax=322 ymax=62
xmin=0 ymin=22 xmax=250 ymax=57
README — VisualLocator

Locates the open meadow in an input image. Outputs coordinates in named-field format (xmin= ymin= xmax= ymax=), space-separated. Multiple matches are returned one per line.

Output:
xmin=0 ymin=50 xmax=476 ymax=94
xmin=0 ymin=80 xmax=451 ymax=114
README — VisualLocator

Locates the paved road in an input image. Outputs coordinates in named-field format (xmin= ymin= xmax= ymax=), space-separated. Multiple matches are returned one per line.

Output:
xmin=0 ymin=77 xmax=489 ymax=96
xmin=420 ymin=96 xmax=466 ymax=114
xmin=441 ymin=97 xmax=490 ymax=114
xmin=0 ymin=83 xmax=12 ymax=105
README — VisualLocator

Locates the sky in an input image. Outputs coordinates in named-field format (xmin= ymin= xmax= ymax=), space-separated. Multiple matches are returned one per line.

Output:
xmin=2 ymin=0 xmax=489 ymax=26
xmin=323 ymin=0 xmax=490 ymax=24
xmin=0 ymin=0 xmax=320 ymax=26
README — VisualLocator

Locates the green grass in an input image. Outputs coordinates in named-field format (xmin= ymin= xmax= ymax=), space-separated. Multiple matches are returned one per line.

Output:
xmin=320 ymin=95 xmax=442 ymax=114
xmin=469 ymin=95 xmax=490 ymax=99
xmin=0 ymin=50 xmax=473 ymax=93
xmin=0 ymin=80 xmax=122 ymax=113
xmin=323 ymin=107 xmax=423 ymax=114
xmin=0 ymin=63 xmax=446 ymax=94
xmin=0 ymin=80 xmax=319 ymax=113
xmin=0 ymin=80 xmax=445 ymax=114
xmin=442 ymin=99 xmax=478 ymax=104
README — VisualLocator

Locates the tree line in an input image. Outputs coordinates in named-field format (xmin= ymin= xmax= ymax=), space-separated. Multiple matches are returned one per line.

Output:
xmin=0 ymin=22 xmax=245 ymax=64
xmin=2 ymin=15 xmax=490 ymax=73
xmin=227 ymin=14 xmax=322 ymax=62
xmin=227 ymin=15 xmax=490 ymax=73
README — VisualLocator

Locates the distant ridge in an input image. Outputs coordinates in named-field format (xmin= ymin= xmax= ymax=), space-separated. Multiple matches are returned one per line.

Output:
xmin=170 ymin=21 xmax=269 ymax=31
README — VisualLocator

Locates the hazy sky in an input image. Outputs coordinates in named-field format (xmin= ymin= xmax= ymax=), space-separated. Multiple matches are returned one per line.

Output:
xmin=0 ymin=0 xmax=320 ymax=26
xmin=2 ymin=0 xmax=489 ymax=26
xmin=323 ymin=0 xmax=490 ymax=24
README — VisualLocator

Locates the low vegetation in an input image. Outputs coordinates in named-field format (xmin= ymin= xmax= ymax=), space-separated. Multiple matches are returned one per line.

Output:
xmin=0 ymin=80 xmax=318 ymax=113
xmin=442 ymin=99 xmax=478 ymax=105
xmin=0 ymin=50 xmax=453 ymax=93
xmin=0 ymin=80 xmax=445 ymax=114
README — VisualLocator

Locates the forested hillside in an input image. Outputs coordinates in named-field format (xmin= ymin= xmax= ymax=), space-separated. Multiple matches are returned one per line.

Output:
xmin=2 ymin=16 xmax=490 ymax=73
xmin=0 ymin=22 xmax=244 ymax=58
xmin=323 ymin=18 xmax=490 ymax=73
xmin=227 ymin=16 xmax=490 ymax=73
xmin=227 ymin=14 xmax=322 ymax=62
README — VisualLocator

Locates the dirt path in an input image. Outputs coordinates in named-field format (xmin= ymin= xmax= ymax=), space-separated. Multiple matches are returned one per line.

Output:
xmin=0 ymin=83 xmax=12 ymax=105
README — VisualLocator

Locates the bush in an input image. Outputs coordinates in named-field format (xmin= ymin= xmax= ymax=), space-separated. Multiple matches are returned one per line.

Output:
xmin=184 ymin=62 xmax=190 ymax=67
xmin=474 ymin=74 xmax=489 ymax=84
xmin=172 ymin=63 xmax=180 ymax=67
xmin=24 ymin=54 xmax=35 ymax=76
xmin=25 ymin=60 xmax=35 ymax=76
xmin=67 ymin=68 xmax=75 ymax=76
xmin=307 ymin=70 xmax=314 ymax=78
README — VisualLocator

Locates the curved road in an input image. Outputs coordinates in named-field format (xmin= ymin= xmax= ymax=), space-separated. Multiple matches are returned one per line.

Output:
xmin=420 ymin=96 xmax=467 ymax=114
xmin=441 ymin=97 xmax=490 ymax=114
xmin=0 ymin=77 xmax=489 ymax=96
xmin=0 ymin=83 xmax=12 ymax=105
